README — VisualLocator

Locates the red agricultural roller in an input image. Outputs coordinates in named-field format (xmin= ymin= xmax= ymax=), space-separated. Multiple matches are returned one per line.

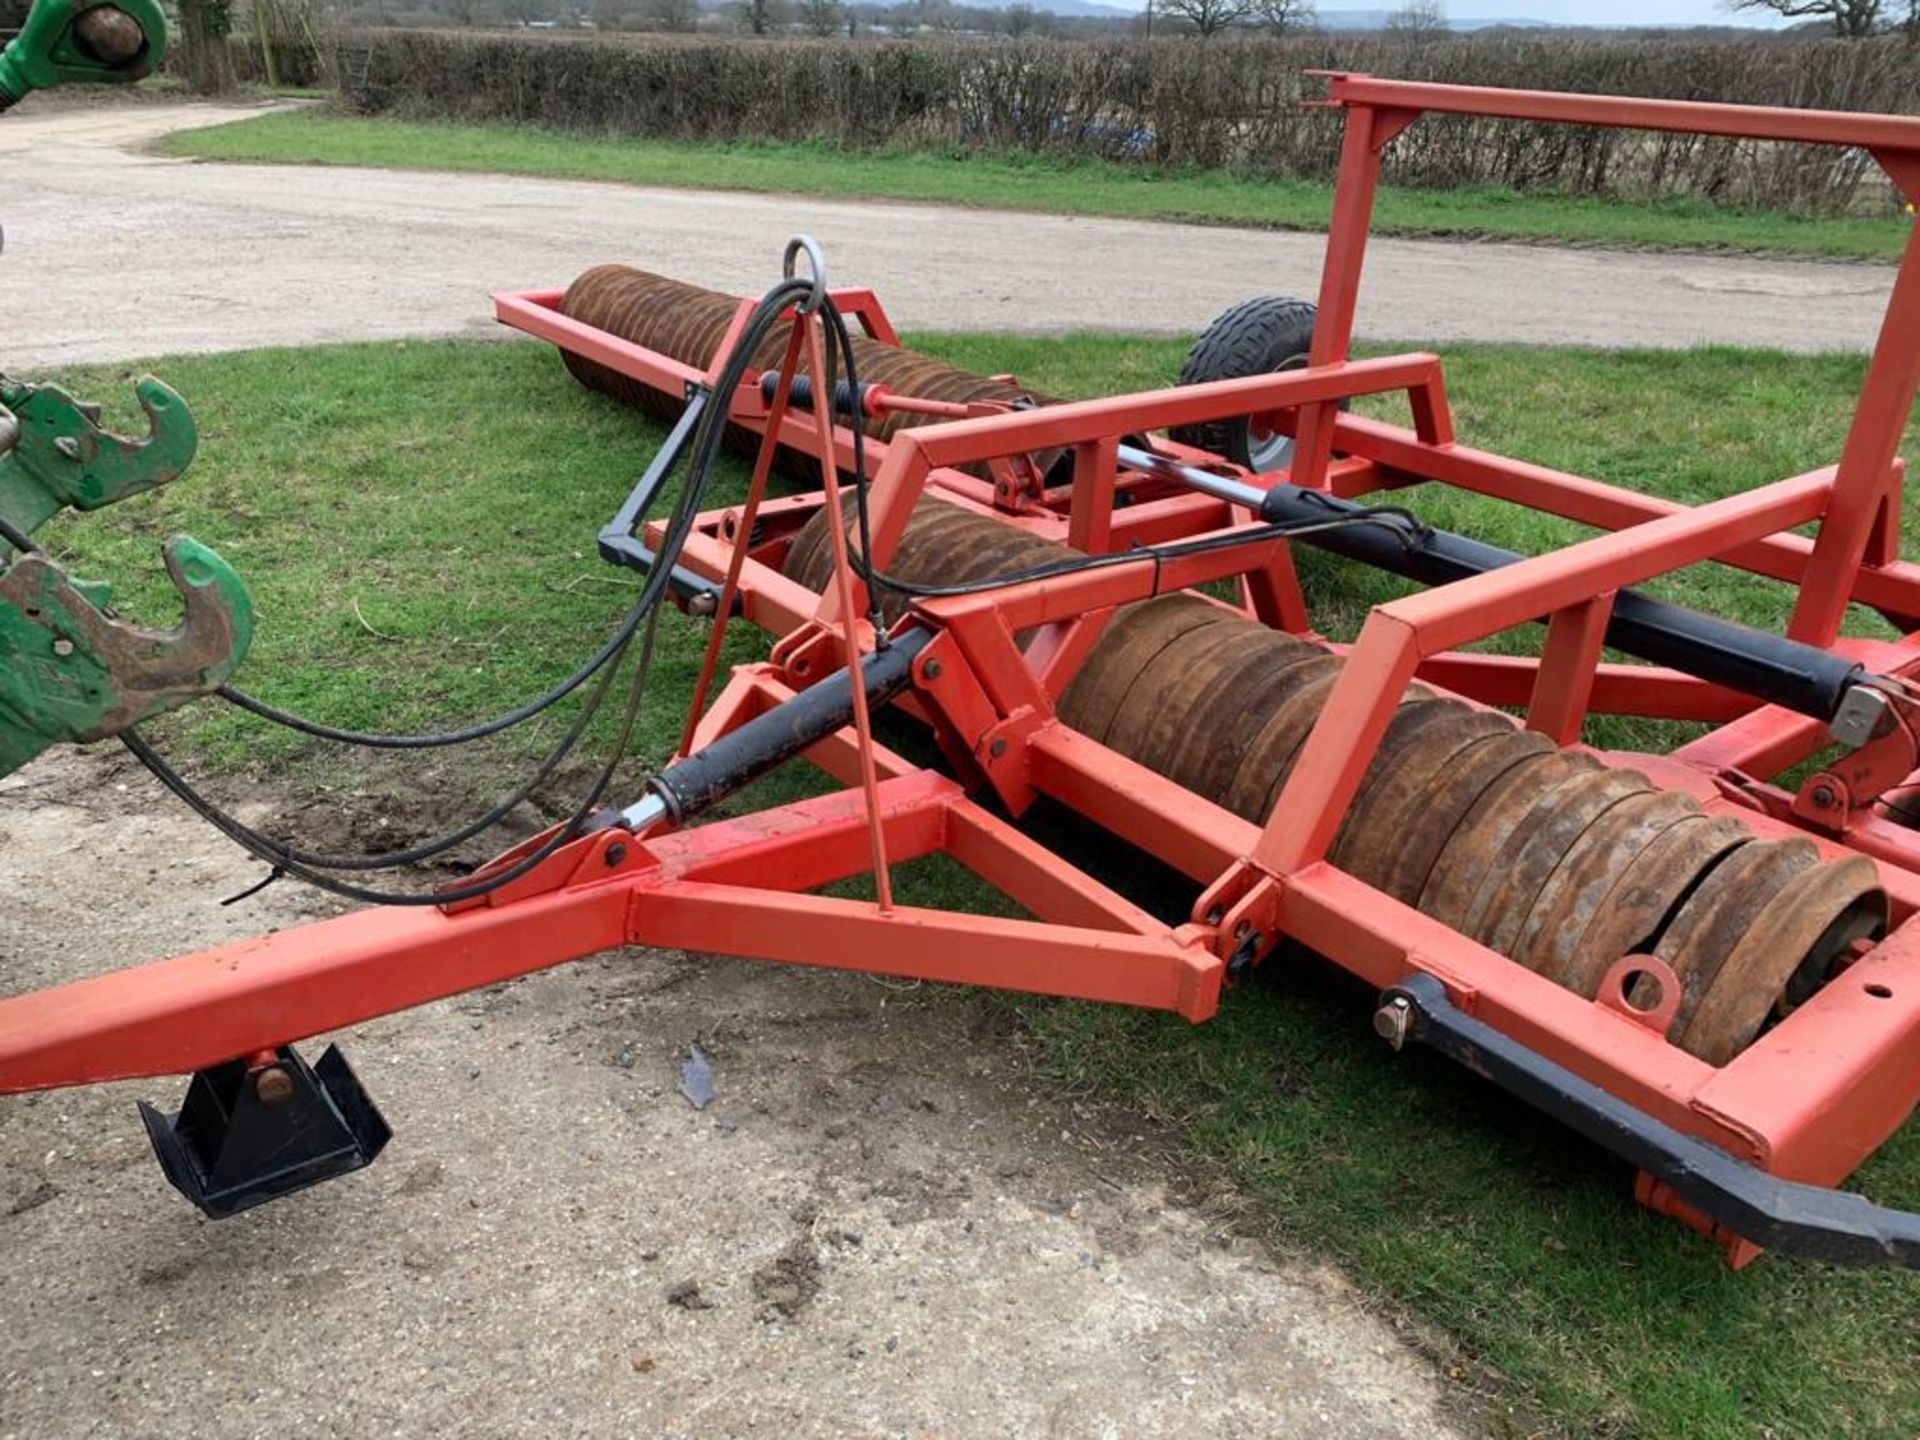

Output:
xmin=6 ymin=76 xmax=1920 ymax=1270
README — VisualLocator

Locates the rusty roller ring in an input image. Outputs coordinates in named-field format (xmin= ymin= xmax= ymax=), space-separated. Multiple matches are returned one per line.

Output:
xmin=1553 ymin=814 xmax=1752 ymax=1002
xmin=561 ymin=265 xmax=1051 ymax=453
xmin=1332 ymin=706 xmax=1525 ymax=896
xmin=1373 ymin=728 xmax=1557 ymax=907
xmin=1418 ymin=751 xmax=1599 ymax=930
xmin=783 ymin=493 xmax=1888 ymax=1062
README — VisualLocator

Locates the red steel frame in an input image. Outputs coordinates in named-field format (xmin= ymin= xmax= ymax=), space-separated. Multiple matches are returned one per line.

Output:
xmin=7 ymin=77 xmax=1920 ymax=1264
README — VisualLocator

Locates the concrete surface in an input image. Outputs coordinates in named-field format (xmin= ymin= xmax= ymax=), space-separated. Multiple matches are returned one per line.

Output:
xmin=0 ymin=97 xmax=1900 ymax=371
xmin=0 ymin=750 xmax=1470 ymax=1439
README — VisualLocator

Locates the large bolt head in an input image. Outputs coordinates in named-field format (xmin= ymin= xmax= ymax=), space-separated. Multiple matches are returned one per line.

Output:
xmin=1372 ymin=996 xmax=1412 ymax=1051
xmin=254 ymin=1065 xmax=295 ymax=1106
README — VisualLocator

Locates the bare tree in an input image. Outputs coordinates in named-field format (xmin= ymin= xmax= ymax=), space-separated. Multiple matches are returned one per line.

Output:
xmin=175 ymin=0 xmax=238 ymax=91
xmin=641 ymin=0 xmax=698 ymax=29
xmin=734 ymin=0 xmax=785 ymax=31
xmin=1725 ymin=0 xmax=1882 ymax=35
xmin=798 ymin=0 xmax=841 ymax=31
xmin=1383 ymin=0 xmax=1445 ymax=39
xmin=1254 ymin=0 xmax=1313 ymax=30
xmin=1004 ymin=0 xmax=1036 ymax=32
xmin=1159 ymin=0 xmax=1249 ymax=36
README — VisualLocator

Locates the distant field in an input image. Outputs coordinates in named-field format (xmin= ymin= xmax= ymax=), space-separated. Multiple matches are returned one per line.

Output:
xmin=162 ymin=110 xmax=1913 ymax=263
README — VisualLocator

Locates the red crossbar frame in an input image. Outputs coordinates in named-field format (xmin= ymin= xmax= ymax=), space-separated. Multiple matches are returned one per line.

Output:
xmin=6 ymin=78 xmax=1920 ymax=1265
xmin=504 ymin=78 xmax=1920 ymax=1259
xmin=0 ymin=724 xmax=1221 ymax=1094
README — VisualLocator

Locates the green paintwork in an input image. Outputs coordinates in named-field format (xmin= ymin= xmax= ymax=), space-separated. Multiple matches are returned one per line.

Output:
xmin=0 ymin=375 xmax=198 ymax=537
xmin=0 ymin=0 xmax=165 ymax=107
xmin=0 ymin=0 xmax=244 ymax=777
xmin=0 ymin=378 xmax=253 ymax=777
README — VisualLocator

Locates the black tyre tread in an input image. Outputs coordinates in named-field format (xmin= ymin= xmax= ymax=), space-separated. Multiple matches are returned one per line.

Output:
xmin=1170 ymin=296 xmax=1320 ymax=466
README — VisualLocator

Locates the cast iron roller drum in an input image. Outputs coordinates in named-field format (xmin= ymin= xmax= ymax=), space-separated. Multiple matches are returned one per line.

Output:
xmin=559 ymin=265 xmax=1053 ymax=453
xmin=784 ymin=496 xmax=1888 ymax=1065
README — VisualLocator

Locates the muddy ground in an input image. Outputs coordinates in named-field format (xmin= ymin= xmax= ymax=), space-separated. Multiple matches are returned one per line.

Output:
xmin=0 ymin=748 xmax=1470 ymax=1439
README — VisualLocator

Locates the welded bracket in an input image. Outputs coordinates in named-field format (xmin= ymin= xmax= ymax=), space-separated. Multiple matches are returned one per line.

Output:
xmin=595 ymin=385 xmax=732 ymax=616
xmin=139 ymin=1044 xmax=391 ymax=1218
xmin=1792 ymin=681 xmax=1920 ymax=831
xmin=1379 ymin=973 xmax=1920 ymax=1268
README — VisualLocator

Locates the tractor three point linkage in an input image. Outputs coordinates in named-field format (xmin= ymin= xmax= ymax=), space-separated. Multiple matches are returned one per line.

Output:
xmin=5 ymin=2 xmax=1920 ymax=1270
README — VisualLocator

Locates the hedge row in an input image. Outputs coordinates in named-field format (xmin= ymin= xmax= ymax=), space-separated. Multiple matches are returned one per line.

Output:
xmin=343 ymin=30 xmax=1920 ymax=214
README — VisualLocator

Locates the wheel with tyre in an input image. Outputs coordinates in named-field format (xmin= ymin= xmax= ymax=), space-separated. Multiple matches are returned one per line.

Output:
xmin=1169 ymin=296 xmax=1330 ymax=473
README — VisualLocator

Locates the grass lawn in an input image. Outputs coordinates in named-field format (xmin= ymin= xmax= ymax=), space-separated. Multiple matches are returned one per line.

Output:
xmin=160 ymin=109 xmax=1913 ymax=264
xmin=39 ymin=331 xmax=1920 ymax=1439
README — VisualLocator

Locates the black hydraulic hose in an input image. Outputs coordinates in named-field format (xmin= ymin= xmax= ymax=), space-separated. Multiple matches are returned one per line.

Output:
xmin=821 ymin=296 xmax=892 ymax=647
xmin=218 ymin=281 xmax=820 ymax=751
xmin=215 ymin=617 xmax=642 ymax=750
xmin=1259 ymin=485 xmax=1865 ymax=722
xmin=121 ymin=605 xmax=664 ymax=908
xmin=122 ymin=275 xmax=821 ymax=904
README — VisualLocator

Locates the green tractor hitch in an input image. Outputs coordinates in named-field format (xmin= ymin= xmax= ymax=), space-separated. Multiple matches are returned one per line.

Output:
xmin=0 ymin=375 xmax=253 ymax=779
xmin=0 ymin=0 xmax=165 ymax=112
xmin=0 ymin=373 xmax=198 ymax=536
xmin=0 ymin=0 xmax=248 ymax=780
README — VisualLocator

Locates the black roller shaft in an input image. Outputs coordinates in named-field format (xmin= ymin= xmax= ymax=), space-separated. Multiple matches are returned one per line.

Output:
xmin=759 ymin=372 xmax=870 ymax=418
xmin=1256 ymin=485 xmax=1864 ymax=721
xmin=648 ymin=630 xmax=932 ymax=823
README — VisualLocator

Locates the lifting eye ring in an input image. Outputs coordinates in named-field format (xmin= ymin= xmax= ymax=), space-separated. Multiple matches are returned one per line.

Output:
xmin=1596 ymin=955 xmax=1682 ymax=1037
xmin=782 ymin=234 xmax=828 ymax=315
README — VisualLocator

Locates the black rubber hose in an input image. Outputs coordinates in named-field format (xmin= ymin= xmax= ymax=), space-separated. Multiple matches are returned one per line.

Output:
xmin=121 ymin=276 xmax=821 ymax=904
xmin=218 ymin=283 xmax=820 ymax=750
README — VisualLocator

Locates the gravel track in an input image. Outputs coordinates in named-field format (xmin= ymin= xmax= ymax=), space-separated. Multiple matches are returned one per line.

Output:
xmin=0 ymin=97 xmax=1898 ymax=371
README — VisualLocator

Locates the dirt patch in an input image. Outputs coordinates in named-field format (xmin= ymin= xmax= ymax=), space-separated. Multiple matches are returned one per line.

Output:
xmin=751 ymin=1230 xmax=824 ymax=1322
xmin=0 ymin=746 xmax=1470 ymax=1437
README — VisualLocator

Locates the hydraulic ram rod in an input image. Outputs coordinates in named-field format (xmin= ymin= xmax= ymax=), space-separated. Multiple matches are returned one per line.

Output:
xmin=1121 ymin=445 xmax=1867 ymax=723
xmin=622 ymin=629 xmax=933 ymax=829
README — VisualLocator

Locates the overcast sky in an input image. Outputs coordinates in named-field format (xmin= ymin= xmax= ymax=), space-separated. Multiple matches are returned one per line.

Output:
xmin=1319 ymin=0 xmax=1791 ymax=23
